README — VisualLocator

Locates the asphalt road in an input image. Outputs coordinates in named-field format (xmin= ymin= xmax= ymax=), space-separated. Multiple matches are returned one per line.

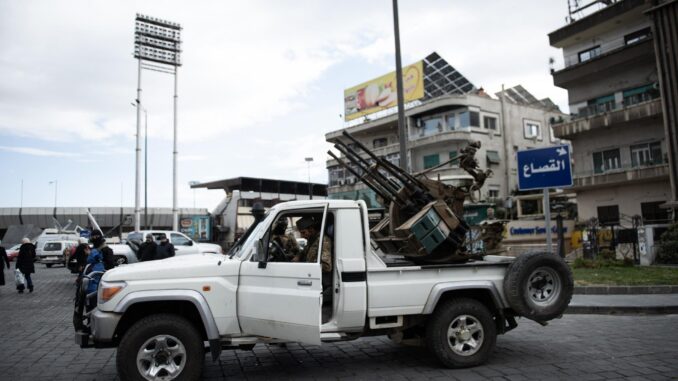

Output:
xmin=1 ymin=265 xmax=677 ymax=380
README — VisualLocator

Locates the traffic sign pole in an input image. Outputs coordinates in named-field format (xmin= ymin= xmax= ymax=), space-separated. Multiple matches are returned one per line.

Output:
xmin=543 ymin=188 xmax=552 ymax=254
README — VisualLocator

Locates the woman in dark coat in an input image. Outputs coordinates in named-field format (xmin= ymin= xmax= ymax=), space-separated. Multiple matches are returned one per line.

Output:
xmin=15 ymin=238 xmax=36 ymax=293
xmin=0 ymin=240 xmax=10 ymax=287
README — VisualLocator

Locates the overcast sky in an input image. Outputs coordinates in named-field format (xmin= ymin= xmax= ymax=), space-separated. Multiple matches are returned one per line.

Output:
xmin=0 ymin=0 xmax=571 ymax=210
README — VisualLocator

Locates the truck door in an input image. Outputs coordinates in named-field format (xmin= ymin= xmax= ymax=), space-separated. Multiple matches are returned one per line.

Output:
xmin=237 ymin=205 xmax=327 ymax=345
xmin=170 ymin=233 xmax=199 ymax=255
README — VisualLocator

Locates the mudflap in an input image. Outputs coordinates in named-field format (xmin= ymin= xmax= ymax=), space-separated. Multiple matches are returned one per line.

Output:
xmin=75 ymin=330 xmax=93 ymax=348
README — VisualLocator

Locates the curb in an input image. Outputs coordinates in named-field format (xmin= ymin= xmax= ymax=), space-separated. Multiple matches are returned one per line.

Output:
xmin=574 ymin=285 xmax=678 ymax=295
xmin=566 ymin=305 xmax=678 ymax=315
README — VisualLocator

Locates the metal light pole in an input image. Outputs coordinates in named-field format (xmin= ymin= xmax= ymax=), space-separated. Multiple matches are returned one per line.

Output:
xmin=392 ymin=0 xmax=408 ymax=172
xmin=188 ymin=181 xmax=200 ymax=209
xmin=131 ymin=102 xmax=149 ymax=229
xmin=48 ymin=180 xmax=57 ymax=209
xmin=134 ymin=13 xmax=182 ymax=231
xmin=305 ymin=157 xmax=313 ymax=200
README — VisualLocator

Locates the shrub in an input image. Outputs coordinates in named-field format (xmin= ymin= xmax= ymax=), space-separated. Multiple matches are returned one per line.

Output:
xmin=656 ymin=223 xmax=678 ymax=264
xmin=598 ymin=248 xmax=616 ymax=261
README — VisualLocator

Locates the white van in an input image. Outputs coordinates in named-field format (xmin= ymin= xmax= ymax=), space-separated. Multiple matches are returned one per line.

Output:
xmin=38 ymin=240 xmax=78 ymax=268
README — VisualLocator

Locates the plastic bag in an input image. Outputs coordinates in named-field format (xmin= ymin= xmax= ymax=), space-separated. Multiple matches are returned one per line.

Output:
xmin=15 ymin=269 xmax=25 ymax=288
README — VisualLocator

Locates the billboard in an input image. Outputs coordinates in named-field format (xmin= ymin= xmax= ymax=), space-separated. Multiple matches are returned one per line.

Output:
xmin=344 ymin=60 xmax=425 ymax=121
xmin=179 ymin=216 xmax=211 ymax=242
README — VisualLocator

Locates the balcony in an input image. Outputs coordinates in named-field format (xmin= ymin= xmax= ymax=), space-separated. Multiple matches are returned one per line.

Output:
xmin=552 ymin=39 xmax=654 ymax=88
xmin=552 ymin=97 xmax=662 ymax=138
xmin=572 ymin=163 xmax=669 ymax=191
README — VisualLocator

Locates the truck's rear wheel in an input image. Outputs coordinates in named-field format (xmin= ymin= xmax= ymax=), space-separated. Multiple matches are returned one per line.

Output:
xmin=117 ymin=314 xmax=203 ymax=381
xmin=425 ymin=298 xmax=497 ymax=368
xmin=503 ymin=251 xmax=573 ymax=322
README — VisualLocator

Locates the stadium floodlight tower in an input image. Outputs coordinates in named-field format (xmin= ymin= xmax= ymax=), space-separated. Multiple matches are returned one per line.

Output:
xmin=133 ymin=13 xmax=183 ymax=231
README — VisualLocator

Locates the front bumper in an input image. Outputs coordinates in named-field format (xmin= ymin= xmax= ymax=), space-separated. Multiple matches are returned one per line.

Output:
xmin=75 ymin=309 xmax=121 ymax=348
xmin=39 ymin=255 xmax=63 ymax=264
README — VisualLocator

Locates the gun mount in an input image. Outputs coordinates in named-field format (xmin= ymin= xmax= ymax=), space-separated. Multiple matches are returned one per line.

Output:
xmin=328 ymin=131 xmax=495 ymax=264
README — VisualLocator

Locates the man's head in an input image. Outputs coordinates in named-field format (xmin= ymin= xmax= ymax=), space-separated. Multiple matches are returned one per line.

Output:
xmin=272 ymin=218 xmax=288 ymax=235
xmin=145 ymin=235 xmax=154 ymax=242
xmin=89 ymin=230 xmax=105 ymax=247
xmin=296 ymin=216 xmax=318 ymax=240
xmin=157 ymin=233 xmax=168 ymax=243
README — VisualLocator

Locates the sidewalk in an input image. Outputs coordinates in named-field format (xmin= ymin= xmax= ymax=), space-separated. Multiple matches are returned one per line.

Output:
xmin=566 ymin=286 xmax=678 ymax=314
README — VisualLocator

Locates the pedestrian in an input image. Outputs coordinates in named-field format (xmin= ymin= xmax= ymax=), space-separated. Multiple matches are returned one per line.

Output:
xmin=89 ymin=230 xmax=116 ymax=270
xmin=139 ymin=234 xmax=158 ymax=262
xmin=0 ymin=240 xmax=10 ymax=288
xmin=155 ymin=234 xmax=175 ymax=260
xmin=73 ymin=237 xmax=90 ymax=274
xmin=15 ymin=238 xmax=36 ymax=293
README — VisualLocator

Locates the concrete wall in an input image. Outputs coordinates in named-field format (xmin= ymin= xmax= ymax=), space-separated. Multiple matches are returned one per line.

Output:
xmin=576 ymin=181 xmax=670 ymax=221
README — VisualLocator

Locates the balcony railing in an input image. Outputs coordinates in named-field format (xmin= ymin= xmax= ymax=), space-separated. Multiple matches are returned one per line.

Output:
xmin=572 ymin=162 xmax=669 ymax=190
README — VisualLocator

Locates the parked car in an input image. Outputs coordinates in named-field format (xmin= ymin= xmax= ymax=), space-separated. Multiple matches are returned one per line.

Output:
xmin=38 ymin=240 xmax=78 ymax=268
xmin=126 ymin=231 xmax=223 ymax=256
xmin=6 ymin=244 xmax=21 ymax=262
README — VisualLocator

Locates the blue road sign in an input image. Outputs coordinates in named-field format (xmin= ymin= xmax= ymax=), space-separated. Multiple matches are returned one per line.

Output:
xmin=79 ymin=229 xmax=91 ymax=239
xmin=517 ymin=145 xmax=572 ymax=190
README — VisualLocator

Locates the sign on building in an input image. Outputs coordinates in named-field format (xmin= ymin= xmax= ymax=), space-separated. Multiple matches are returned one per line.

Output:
xmin=343 ymin=60 xmax=425 ymax=121
xmin=517 ymin=145 xmax=573 ymax=191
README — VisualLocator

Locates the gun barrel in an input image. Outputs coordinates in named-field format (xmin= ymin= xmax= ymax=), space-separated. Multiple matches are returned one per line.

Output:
xmin=328 ymin=150 xmax=394 ymax=204
xmin=333 ymin=144 xmax=404 ymax=202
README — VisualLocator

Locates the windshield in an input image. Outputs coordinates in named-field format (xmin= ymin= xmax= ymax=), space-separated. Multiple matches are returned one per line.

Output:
xmin=229 ymin=211 xmax=274 ymax=259
xmin=44 ymin=242 xmax=62 ymax=251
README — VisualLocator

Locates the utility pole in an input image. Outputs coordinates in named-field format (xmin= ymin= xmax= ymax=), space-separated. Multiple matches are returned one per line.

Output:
xmin=392 ymin=0 xmax=408 ymax=172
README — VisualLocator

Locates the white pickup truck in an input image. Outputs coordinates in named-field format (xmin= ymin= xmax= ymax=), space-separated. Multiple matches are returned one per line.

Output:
xmin=75 ymin=200 xmax=572 ymax=380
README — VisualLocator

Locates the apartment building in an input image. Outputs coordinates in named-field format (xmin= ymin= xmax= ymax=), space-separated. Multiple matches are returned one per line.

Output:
xmin=325 ymin=53 xmax=566 ymax=209
xmin=549 ymin=0 xmax=671 ymax=226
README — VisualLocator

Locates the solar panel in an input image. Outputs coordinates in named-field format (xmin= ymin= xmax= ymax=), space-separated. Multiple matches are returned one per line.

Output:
xmin=423 ymin=52 xmax=476 ymax=100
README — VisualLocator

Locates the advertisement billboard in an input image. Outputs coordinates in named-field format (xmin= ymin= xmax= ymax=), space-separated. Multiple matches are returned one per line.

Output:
xmin=179 ymin=216 xmax=211 ymax=242
xmin=344 ymin=60 xmax=425 ymax=121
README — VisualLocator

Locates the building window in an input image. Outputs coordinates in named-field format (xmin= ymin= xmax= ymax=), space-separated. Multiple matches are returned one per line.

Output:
xmin=385 ymin=153 xmax=400 ymax=168
xmin=373 ymin=137 xmax=388 ymax=148
xmin=623 ymin=84 xmax=659 ymax=106
xmin=418 ymin=117 xmax=443 ymax=137
xmin=486 ymin=150 xmax=501 ymax=165
xmin=459 ymin=111 xmax=470 ymax=128
xmin=484 ymin=116 xmax=497 ymax=130
xmin=423 ymin=154 xmax=440 ymax=169
xmin=488 ymin=188 xmax=500 ymax=199
xmin=446 ymin=113 xmax=456 ymax=130
xmin=524 ymin=121 xmax=541 ymax=139
xmin=448 ymin=151 xmax=458 ymax=167
xmin=597 ymin=205 xmax=620 ymax=225
xmin=593 ymin=148 xmax=621 ymax=174
xmin=631 ymin=142 xmax=662 ymax=167
xmin=469 ymin=111 xmax=480 ymax=127
xmin=579 ymin=45 xmax=601 ymax=63
xmin=625 ymin=27 xmax=652 ymax=45
xmin=641 ymin=201 xmax=669 ymax=223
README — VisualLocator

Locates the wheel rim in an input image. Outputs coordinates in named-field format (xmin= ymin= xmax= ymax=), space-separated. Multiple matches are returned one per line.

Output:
xmin=447 ymin=314 xmax=484 ymax=356
xmin=526 ymin=266 xmax=561 ymax=306
xmin=116 ymin=257 xmax=127 ymax=265
xmin=136 ymin=334 xmax=187 ymax=381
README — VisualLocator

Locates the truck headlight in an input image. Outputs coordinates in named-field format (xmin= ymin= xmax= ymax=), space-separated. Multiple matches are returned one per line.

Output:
xmin=99 ymin=282 xmax=126 ymax=304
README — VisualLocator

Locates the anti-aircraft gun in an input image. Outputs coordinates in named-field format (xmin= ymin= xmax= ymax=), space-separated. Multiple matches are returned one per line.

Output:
xmin=328 ymin=131 xmax=496 ymax=264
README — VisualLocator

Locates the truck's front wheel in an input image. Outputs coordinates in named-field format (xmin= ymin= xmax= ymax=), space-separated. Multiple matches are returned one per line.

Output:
xmin=117 ymin=314 xmax=204 ymax=381
xmin=425 ymin=298 xmax=497 ymax=368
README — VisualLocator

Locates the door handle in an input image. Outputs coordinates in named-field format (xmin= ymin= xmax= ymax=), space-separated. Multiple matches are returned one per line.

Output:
xmin=297 ymin=280 xmax=312 ymax=286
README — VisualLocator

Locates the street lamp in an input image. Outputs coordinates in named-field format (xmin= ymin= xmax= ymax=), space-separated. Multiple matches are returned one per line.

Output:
xmin=188 ymin=181 xmax=200 ymax=209
xmin=134 ymin=13 xmax=183 ymax=231
xmin=48 ymin=180 xmax=57 ymax=209
xmin=305 ymin=157 xmax=313 ymax=200
xmin=131 ymin=101 xmax=149 ymax=229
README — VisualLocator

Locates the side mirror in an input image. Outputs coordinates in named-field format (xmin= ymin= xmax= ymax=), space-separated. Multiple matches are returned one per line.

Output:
xmin=257 ymin=238 xmax=267 ymax=269
xmin=186 ymin=240 xmax=193 ymax=246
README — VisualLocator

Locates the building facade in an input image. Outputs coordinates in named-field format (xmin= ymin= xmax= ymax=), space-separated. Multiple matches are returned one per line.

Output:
xmin=549 ymin=0 xmax=671 ymax=226
xmin=326 ymin=54 xmax=566 ymax=209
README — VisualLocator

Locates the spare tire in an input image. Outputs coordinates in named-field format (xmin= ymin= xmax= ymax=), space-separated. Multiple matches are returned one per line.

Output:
xmin=503 ymin=252 xmax=573 ymax=322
